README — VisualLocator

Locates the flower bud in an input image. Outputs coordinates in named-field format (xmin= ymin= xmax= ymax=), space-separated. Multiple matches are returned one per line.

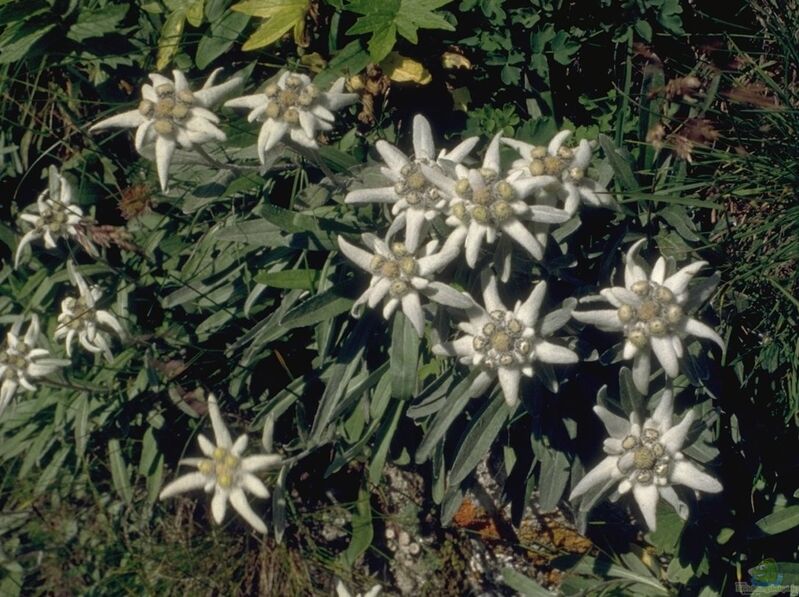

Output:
xmin=631 ymin=280 xmax=650 ymax=296
xmin=618 ymin=304 xmax=635 ymax=323
xmin=528 ymin=159 xmax=545 ymax=176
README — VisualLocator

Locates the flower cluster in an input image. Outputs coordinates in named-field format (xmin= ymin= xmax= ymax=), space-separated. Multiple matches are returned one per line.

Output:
xmin=0 ymin=315 xmax=69 ymax=417
xmin=339 ymin=115 xmax=609 ymax=404
xmin=5 ymin=58 xmax=728 ymax=543
xmin=573 ymin=238 xmax=724 ymax=394
xmin=570 ymin=388 xmax=722 ymax=530
xmin=15 ymin=166 xmax=95 ymax=267
xmin=159 ymin=393 xmax=282 ymax=533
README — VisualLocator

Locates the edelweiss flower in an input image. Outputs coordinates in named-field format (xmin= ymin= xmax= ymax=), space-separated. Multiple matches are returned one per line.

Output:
xmin=54 ymin=262 xmax=125 ymax=361
xmin=159 ymin=393 xmax=282 ymax=533
xmin=90 ymin=69 xmax=240 ymax=191
xmin=336 ymin=579 xmax=381 ymax=597
xmin=224 ymin=71 xmax=357 ymax=164
xmin=569 ymin=389 xmax=722 ymax=531
xmin=422 ymin=134 xmax=570 ymax=268
xmin=572 ymin=239 xmax=724 ymax=394
xmin=0 ymin=315 xmax=69 ymax=416
xmin=434 ymin=273 xmax=578 ymax=407
xmin=503 ymin=130 xmax=614 ymax=214
xmin=345 ymin=114 xmax=478 ymax=251
xmin=337 ymin=232 xmax=471 ymax=336
xmin=15 ymin=166 xmax=93 ymax=268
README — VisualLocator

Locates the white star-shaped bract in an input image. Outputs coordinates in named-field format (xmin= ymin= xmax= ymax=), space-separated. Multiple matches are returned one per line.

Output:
xmin=503 ymin=129 xmax=614 ymax=215
xmin=345 ymin=114 xmax=479 ymax=252
xmin=54 ymin=261 xmax=125 ymax=362
xmin=0 ymin=315 xmax=69 ymax=417
xmin=434 ymin=272 xmax=578 ymax=407
xmin=337 ymin=232 xmax=472 ymax=336
xmin=422 ymin=133 xmax=570 ymax=269
xmin=336 ymin=579 xmax=381 ymax=597
xmin=15 ymin=166 xmax=92 ymax=268
xmin=224 ymin=71 xmax=357 ymax=164
xmin=569 ymin=388 xmax=722 ymax=531
xmin=90 ymin=69 xmax=240 ymax=191
xmin=572 ymin=239 xmax=724 ymax=394
xmin=159 ymin=393 xmax=282 ymax=533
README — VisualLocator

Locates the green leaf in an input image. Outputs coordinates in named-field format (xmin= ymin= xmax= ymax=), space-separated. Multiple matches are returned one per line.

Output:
xmin=345 ymin=0 xmax=455 ymax=62
xmin=212 ymin=218 xmax=285 ymax=246
xmin=67 ymin=4 xmax=128 ymax=42
xmin=448 ymin=392 xmax=508 ymax=486
xmin=415 ymin=370 xmax=480 ymax=464
xmin=280 ymin=289 xmax=353 ymax=328
xmin=501 ymin=567 xmax=555 ymax=596
xmin=232 ymin=0 xmax=309 ymax=50
xmin=108 ymin=439 xmax=133 ymax=504
xmin=157 ymin=9 xmax=187 ymax=70
xmin=315 ymin=39 xmax=371 ymax=87
xmin=389 ymin=312 xmax=419 ymax=400
xmin=755 ymin=505 xmax=799 ymax=536
xmin=537 ymin=447 xmax=570 ymax=512
xmin=196 ymin=10 xmax=250 ymax=69
xmin=341 ymin=486 xmax=373 ymax=566
xmin=598 ymin=133 xmax=639 ymax=192
xmin=255 ymin=269 xmax=319 ymax=289
xmin=368 ymin=399 xmax=403 ymax=483
xmin=0 ymin=23 xmax=55 ymax=65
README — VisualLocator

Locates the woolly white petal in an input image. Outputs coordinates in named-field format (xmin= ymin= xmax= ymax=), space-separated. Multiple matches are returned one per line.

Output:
xmin=670 ymin=460 xmax=722 ymax=493
xmin=223 ymin=93 xmax=265 ymax=110
xmin=572 ymin=309 xmax=623 ymax=331
xmin=154 ymin=135 xmax=176 ymax=192
xmin=241 ymin=454 xmax=283 ymax=472
xmin=481 ymin=273 xmax=505 ymax=313
xmin=632 ymin=349 xmax=651 ymax=394
xmin=229 ymin=487 xmax=267 ymax=532
xmin=650 ymin=335 xmax=680 ymax=377
xmin=570 ymin=455 xmax=618 ymax=500
xmin=593 ymin=406 xmax=631 ymax=439
xmin=633 ymin=483 xmax=660 ymax=530
xmin=401 ymin=293 xmax=425 ymax=336
xmin=207 ymin=394 xmax=232 ymax=448
xmin=498 ymin=367 xmax=521 ymax=407
xmin=375 ymin=140 xmax=409 ymax=173
xmin=159 ymin=471 xmax=208 ymax=499
xmin=440 ymin=136 xmax=479 ymax=164
xmin=624 ymin=238 xmax=648 ymax=287
xmin=527 ymin=205 xmax=571 ymax=224
xmin=90 ymin=110 xmax=147 ymax=132
xmin=663 ymin=261 xmax=707 ymax=296
xmin=345 ymin=187 xmax=398 ymax=204
xmin=241 ymin=473 xmax=270 ymax=498
xmin=516 ymin=281 xmax=546 ymax=327
xmin=464 ymin=222 xmax=486 ymax=267
xmin=682 ymin=317 xmax=725 ymax=349
xmin=412 ymin=114 xmax=435 ymax=160
xmin=231 ymin=434 xmax=248 ymax=457
xmin=482 ymin=133 xmax=502 ymax=173
xmin=535 ymin=341 xmax=578 ymax=364
xmin=337 ymin=237 xmax=374 ymax=272
xmin=651 ymin=257 xmax=667 ymax=284
xmin=501 ymin=219 xmax=544 ymax=260
xmin=660 ymin=409 xmax=695 ymax=454
xmin=258 ymin=119 xmax=289 ymax=162
xmin=547 ymin=130 xmax=572 ymax=155
xmin=211 ymin=487 xmax=228 ymax=523
xmin=423 ymin=283 xmax=473 ymax=309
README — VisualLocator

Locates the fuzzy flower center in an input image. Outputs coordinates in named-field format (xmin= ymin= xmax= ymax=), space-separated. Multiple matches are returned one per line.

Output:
xmin=36 ymin=202 xmax=72 ymax=234
xmin=139 ymin=83 xmax=195 ymax=137
xmin=263 ymin=76 xmax=320 ymax=125
xmin=394 ymin=163 xmax=442 ymax=209
xmin=618 ymin=282 xmax=684 ymax=347
xmin=618 ymin=428 xmax=670 ymax=485
xmin=370 ymin=242 xmax=419 ymax=298
xmin=198 ymin=446 xmax=240 ymax=489
xmin=470 ymin=309 xmax=531 ymax=369
xmin=63 ymin=296 xmax=94 ymax=329
xmin=0 ymin=349 xmax=29 ymax=378
xmin=526 ymin=145 xmax=584 ymax=181
xmin=451 ymin=169 xmax=517 ymax=227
